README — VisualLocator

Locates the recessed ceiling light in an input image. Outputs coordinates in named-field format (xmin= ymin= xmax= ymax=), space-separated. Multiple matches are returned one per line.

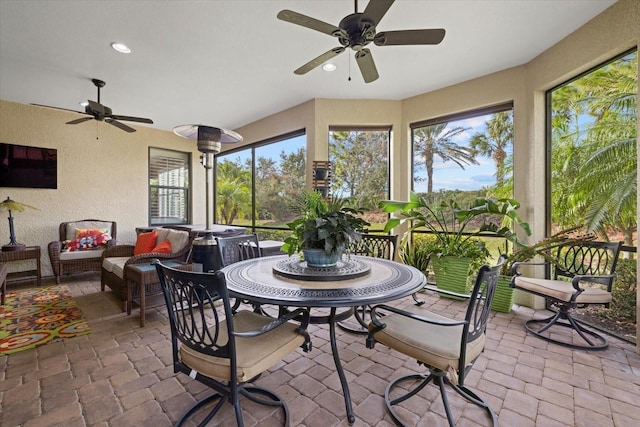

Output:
xmin=110 ymin=42 xmax=131 ymax=54
xmin=322 ymin=63 xmax=336 ymax=72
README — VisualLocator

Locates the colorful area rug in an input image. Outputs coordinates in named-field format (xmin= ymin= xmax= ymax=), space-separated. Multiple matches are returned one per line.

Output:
xmin=0 ymin=285 xmax=91 ymax=355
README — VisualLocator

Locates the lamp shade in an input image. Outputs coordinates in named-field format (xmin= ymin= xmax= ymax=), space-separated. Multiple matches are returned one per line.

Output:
xmin=173 ymin=124 xmax=243 ymax=153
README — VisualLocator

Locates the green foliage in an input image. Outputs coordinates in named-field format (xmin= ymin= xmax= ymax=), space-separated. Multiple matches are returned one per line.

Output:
xmin=498 ymin=226 xmax=594 ymax=276
xmin=382 ymin=192 xmax=530 ymax=273
xmin=281 ymin=190 xmax=370 ymax=256
xmin=550 ymin=50 xmax=637 ymax=244
xmin=399 ymin=238 xmax=432 ymax=272
xmin=599 ymin=258 xmax=637 ymax=324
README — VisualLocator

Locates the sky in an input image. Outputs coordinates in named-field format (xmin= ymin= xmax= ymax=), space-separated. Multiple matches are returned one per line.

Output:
xmin=412 ymin=113 xmax=511 ymax=192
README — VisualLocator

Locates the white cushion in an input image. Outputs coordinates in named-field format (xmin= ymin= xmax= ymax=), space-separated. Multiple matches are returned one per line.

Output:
xmin=102 ymin=256 xmax=129 ymax=279
xmin=513 ymin=276 xmax=612 ymax=304
xmin=60 ymin=248 xmax=105 ymax=261
xmin=155 ymin=228 xmax=189 ymax=254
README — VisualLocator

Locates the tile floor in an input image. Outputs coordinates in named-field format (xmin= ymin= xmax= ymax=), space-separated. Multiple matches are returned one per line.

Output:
xmin=1 ymin=272 xmax=639 ymax=427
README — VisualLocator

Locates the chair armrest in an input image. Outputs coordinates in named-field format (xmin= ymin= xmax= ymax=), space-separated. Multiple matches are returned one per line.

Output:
xmin=233 ymin=308 xmax=312 ymax=353
xmin=102 ymin=244 xmax=135 ymax=259
xmin=125 ymin=252 xmax=185 ymax=266
xmin=511 ymin=261 xmax=551 ymax=275
xmin=367 ymin=304 xmax=466 ymax=349
xmin=369 ymin=304 xmax=466 ymax=328
xmin=48 ymin=242 xmax=62 ymax=266
xmin=570 ymin=273 xmax=617 ymax=293
xmin=422 ymin=284 xmax=472 ymax=300
xmin=233 ymin=308 xmax=310 ymax=337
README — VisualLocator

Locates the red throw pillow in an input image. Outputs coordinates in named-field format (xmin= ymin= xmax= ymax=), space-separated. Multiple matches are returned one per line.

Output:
xmin=151 ymin=239 xmax=172 ymax=254
xmin=134 ymin=230 xmax=157 ymax=255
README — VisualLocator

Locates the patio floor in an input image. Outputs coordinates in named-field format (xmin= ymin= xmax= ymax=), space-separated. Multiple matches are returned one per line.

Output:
xmin=1 ymin=272 xmax=639 ymax=426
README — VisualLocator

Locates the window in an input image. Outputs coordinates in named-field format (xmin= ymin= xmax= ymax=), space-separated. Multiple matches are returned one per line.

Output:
xmin=329 ymin=127 xmax=390 ymax=231
xmin=215 ymin=131 xmax=306 ymax=240
xmin=411 ymin=103 xmax=514 ymax=198
xmin=149 ymin=147 xmax=190 ymax=226
xmin=410 ymin=104 xmax=515 ymax=255
xmin=547 ymin=49 xmax=637 ymax=246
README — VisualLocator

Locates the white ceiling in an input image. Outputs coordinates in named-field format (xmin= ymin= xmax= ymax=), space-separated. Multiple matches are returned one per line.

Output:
xmin=0 ymin=0 xmax=616 ymax=133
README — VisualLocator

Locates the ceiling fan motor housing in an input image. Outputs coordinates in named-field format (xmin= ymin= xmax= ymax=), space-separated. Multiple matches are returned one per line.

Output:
xmin=338 ymin=13 xmax=376 ymax=51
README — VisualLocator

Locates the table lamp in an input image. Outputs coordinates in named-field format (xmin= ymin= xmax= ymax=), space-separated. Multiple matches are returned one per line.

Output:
xmin=0 ymin=197 xmax=37 ymax=252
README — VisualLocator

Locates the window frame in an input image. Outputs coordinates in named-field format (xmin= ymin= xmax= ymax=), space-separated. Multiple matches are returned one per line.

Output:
xmin=148 ymin=147 xmax=191 ymax=226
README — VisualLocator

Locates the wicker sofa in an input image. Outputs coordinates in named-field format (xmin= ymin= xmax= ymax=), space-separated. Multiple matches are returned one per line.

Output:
xmin=48 ymin=219 xmax=117 ymax=284
xmin=100 ymin=227 xmax=195 ymax=303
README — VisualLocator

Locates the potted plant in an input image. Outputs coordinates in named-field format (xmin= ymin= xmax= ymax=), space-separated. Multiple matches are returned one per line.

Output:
xmin=380 ymin=192 xmax=530 ymax=298
xmin=281 ymin=190 xmax=370 ymax=267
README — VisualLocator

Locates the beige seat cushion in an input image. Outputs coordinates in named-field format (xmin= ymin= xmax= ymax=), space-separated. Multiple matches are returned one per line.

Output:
xmin=60 ymin=248 xmax=105 ymax=261
xmin=370 ymin=306 xmax=485 ymax=372
xmin=155 ymin=228 xmax=189 ymax=254
xmin=513 ymin=276 xmax=612 ymax=304
xmin=179 ymin=311 xmax=306 ymax=383
xmin=102 ymin=257 xmax=130 ymax=279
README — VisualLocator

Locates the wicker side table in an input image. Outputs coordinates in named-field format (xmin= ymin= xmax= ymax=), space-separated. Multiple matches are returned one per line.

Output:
xmin=0 ymin=246 xmax=42 ymax=297
xmin=126 ymin=261 xmax=192 ymax=327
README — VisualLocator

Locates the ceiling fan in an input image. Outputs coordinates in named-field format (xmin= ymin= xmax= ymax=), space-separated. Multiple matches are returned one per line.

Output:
xmin=277 ymin=0 xmax=445 ymax=83
xmin=32 ymin=78 xmax=153 ymax=133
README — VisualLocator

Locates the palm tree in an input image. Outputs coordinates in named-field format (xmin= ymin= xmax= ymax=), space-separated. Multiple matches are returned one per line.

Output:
xmin=469 ymin=111 xmax=513 ymax=186
xmin=216 ymin=160 xmax=252 ymax=224
xmin=551 ymin=51 xmax=637 ymax=245
xmin=413 ymin=123 xmax=476 ymax=194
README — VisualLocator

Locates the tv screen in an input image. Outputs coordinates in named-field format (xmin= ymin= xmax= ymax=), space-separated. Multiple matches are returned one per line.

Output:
xmin=0 ymin=143 xmax=57 ymax=189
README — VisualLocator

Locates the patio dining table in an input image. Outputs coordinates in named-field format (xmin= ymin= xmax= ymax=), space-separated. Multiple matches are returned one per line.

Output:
xmin=220 ymin=254 xmax=426 ymax=424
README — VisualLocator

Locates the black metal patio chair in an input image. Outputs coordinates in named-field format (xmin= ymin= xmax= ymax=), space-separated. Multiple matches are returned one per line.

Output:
xmin=510 ymin=240 xmax=622 ymax=350
xmin=337 ymin=233 xmax=398 ymax=334
xmin=154 ymin=260 xmax=311 ymax=426
xmin=366 ymin=257 xmax=504 ymax=427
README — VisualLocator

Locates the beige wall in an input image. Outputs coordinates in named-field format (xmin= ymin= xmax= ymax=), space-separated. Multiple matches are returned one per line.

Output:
xmin=1 ymin=0 xmax=638 ymax=322
xmin=0 ymin=101 xmax=208 ymax=276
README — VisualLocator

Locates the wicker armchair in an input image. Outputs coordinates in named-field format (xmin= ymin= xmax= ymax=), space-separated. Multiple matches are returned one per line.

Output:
xmin=48 ymin=219 xmax=117 ymax=283
xmin=100 ymin=227 xmax=195 ymax=302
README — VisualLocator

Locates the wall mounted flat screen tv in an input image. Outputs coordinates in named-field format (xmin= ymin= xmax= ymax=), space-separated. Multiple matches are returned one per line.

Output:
xmin=0 ymin=143 xmax=58 ymax=189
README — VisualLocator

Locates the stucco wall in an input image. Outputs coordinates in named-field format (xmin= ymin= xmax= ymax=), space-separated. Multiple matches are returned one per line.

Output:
xmin=0 ymin=100 xmax=207 ymax=277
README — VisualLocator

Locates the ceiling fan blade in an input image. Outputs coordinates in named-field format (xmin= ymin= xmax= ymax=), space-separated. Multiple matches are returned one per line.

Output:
xmin=66 ymin=117 xmax=94 ymax=125
xmin=110 ymin=115 xmax=154 ymax=124
xmin=355 ymin=48 xmax=379 ymax=83
xmin=105 ymin=118 xmax=136 ymax=133
xmin=294 ymin=47 xmax=346 ymax=75
xmin=361 ymin=0 xmax=395 ymax=26
xmin=277 ymin=9 xmax=346 ymax=37
xmin=374 ymin=29 xmax=446 ymax=46
xmin=30 ymin=103 xmax=85 ymax=114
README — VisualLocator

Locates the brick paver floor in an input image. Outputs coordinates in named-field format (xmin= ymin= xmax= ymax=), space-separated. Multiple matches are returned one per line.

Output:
xmin=1 ymin=273 xmax=638 ymax=426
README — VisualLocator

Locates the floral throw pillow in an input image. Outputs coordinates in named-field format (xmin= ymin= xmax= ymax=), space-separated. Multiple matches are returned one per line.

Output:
xmin=63 ymin=229 xmax=112 ymax=252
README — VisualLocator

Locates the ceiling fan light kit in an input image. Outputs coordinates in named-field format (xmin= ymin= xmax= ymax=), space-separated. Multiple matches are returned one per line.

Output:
xmin=278 ymin=0 xmax=445 ymax=83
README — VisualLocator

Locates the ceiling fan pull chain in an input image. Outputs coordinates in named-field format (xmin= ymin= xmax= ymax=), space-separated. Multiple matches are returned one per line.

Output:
xmin=348 ymin=53 xmax=351 ymax=82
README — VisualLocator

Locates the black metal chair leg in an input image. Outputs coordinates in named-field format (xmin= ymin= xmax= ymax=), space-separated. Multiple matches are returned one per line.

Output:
xmin=525 ymin=310 xmax=608 ymax=350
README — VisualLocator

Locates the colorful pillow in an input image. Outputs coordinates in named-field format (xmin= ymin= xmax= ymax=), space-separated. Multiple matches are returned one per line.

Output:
xmin=151 ymin=239 xmax=172 ymax=254
xmin=134 ymin=230 xmax=158 ymax=255
xmin=75 ymin=228 xmax=109 ymax=238
xmin=62 ymin=229 xmax=111 ymax=251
